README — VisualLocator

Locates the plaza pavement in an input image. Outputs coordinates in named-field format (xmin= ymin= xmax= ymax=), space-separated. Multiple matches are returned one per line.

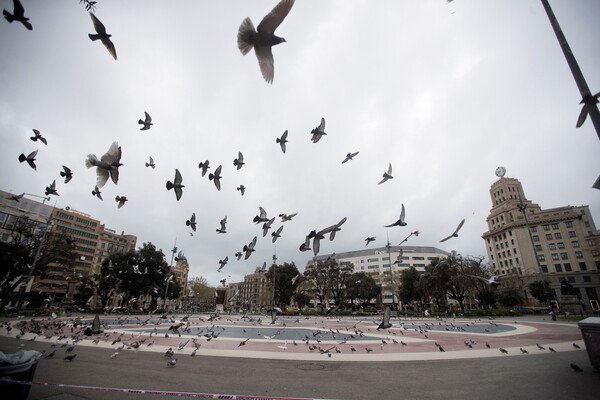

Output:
xmin=0 ymin=313 xmax=598 ymax=399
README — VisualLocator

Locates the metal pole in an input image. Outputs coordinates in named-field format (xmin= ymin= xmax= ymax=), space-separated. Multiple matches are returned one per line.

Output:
xmin=386 ymin=234 xmax=396 ymax=311
xmin=541 ymin=0 xmax=600 ymax=139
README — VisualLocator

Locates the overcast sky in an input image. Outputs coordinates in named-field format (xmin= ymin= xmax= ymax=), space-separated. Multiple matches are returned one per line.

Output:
xmin=1 ymin=0 xmax=599 ymax=286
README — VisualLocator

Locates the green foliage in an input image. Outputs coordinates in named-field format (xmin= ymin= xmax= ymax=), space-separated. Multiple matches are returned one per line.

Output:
xmin=294 ymin=292 xmax=311 ymax=308
xmin=266 ymin=262 xmax=299 ymax=307
xmin=528 ymin=280 xmax=552 ymax=303
xmin=346 ymin=272 xmax=381 ymax=306
xmin=398 ymin=267 xmax=421 ymax=304
xmin=496 ymin=286 xmax=525 ymax=308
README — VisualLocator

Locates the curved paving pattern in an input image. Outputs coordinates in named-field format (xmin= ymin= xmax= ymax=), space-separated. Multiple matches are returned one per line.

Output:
xmin=0 ymin=313 xmax=584 ymax=362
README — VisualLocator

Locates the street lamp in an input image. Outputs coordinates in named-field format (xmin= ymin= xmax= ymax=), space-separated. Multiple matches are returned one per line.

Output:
xmin=272 ymin=252 xmax=277 ymax=308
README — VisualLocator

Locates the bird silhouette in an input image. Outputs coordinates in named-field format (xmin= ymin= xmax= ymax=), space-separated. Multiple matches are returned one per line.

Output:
xmin=88 ymin=12 xmax=117 ymax=60
xmin=237 ymin=185 xmax=246 ymax=196
xmin=253 ymin=206 xmax=270 ymax=224
xmin=271 ymin=225 xmax=284 ymax=243
xmin=208 ymin=165 xmax=222 ymax=191
xmin=342 ymin=152 xmax=359 ymax=164
xmin=60 ymin=165 xmax=73 ymax=184
xmin=576 ymin=92 xmax=600 ymax=128
xmin=145 ymin=156 xmax=155 ymax=168
xmin=365 ymin=237 xmax=376 ymax=246
xmin=115 ymin=195 xmax=128 ymax=208
xmin=327 ymin=217 xmax=347 ymax=241
xmin=167 ymin=358 xmax=177 ymax=367
xmin=243 ymin=236 xmax=257 ymax=259
xmin=237 ymin=0 xmax=295 ymax=83
xmin=471 ymin=275 xmax=506 ymax=287
xmin=573 ymin=343 xmax=581 ymax=349
xmin=85 ymin=141 xmax=122 ymax=188
xmin=499 ymin=348 xmax=508 ymax=354
xmin=385 ymin=204 xmax=407 ymax=227
xmin=276 ymin=130 xmax=288 ymax=153
xmin=311 ymin=117 xmax=327 ymax=143
xmin=377 ymin=307 xmax=392 ymax=330
xmin=138 ymin=112 xmax=152 ymax=130
xmin=233 ymin=152 xmax=245 ymax=170
xmin=279 ymin=212 xmax=297 ymax=222
xmin=218 ymin=256 xmax=228 ymax=272
xmin=166 ymin=169 xmax=184 ymax=200
xmin=10 ymin=193 xmax=24 ymax=202
xmin=520 ymin=348 xmax=528 ymax=354
xmin=262 ymin=217 xmax=275 ymax=237
xmin=198 ymin=160 xmax=210 ymax=176
xmin=378 ymin=163 xmax=393 ymax=184
xmin=30 ymin=129 xmax=47 ymax=144
xmin=18 ymin=150 xmax=38 ymax=170
xmin=186 ymin=213 xmax=196 ymax=232
xmin=439 ymin=219 xmax=465 ymax=242
xmin=44 ymin=349 xmax=56 ymax=359
xmin=299 ymin=234 xmax=311 ymax=252
xmin=3 ymin=0 xmax=32 ymax=30
xmin=92 ymin=185 xmax=103 ymax=200
xmin=45 ymin=180 xmax=58 ymax=196
xmin=570 ymin=363 xmax=583 ymax=372
xmin=235 ymin=251 xmax=243 ymax=260
xmin=216 ymin=216 xmax=227 ymax=234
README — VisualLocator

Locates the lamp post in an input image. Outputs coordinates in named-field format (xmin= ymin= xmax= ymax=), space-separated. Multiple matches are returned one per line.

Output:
xmin=385 ymin=238 xmax=396 ymax=312
xmin=272 ymin=252 xmax=277 ymax=308
xmin=163 ymin=274 xmax=173 ymax=310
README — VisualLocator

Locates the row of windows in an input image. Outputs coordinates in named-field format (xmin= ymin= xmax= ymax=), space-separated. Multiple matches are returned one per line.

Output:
xmin=55 ymin=225 xmax=98 ymax=240
xmin=540 ymin=262 xmax=588 ymax=274
xmin=538 ymin=251 xmax=584 ymax=261
xmin=361 ymin=256 xmax=432 ymax=263
xmin=75 ymin=217 xmax=97 ymax=227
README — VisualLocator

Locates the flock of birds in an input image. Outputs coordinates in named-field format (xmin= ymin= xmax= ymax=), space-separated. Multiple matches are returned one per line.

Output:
xmin=6 ymin=0 xmax=477 ymax=278
xmin=0 ymin=312 xmax=588 ymax=374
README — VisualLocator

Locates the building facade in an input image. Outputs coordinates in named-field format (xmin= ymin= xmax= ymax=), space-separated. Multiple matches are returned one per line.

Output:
xmin=313 ymin=245 xmax=451 ymax=305
xmin=228 ymin=267 xmax=270 ymax=311
xmin=482 ymin=177 xmax=600 ymax=310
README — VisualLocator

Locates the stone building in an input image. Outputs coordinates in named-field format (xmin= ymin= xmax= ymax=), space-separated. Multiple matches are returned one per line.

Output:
xmin=482 ymin=176 xmax=600 ymax=310
xmin=228 ymin=267 xmax=270 ymax=311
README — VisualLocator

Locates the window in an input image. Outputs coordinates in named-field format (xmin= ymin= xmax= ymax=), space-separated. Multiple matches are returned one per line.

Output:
xmin=543 ymin=225 xmax=551 ymax=231
xmin=571 ymin=241 xmax=580 ymax=248
xmin=567 ymin=276 xmax=575 ymax=283
xmin=530 ymin=226 xmax=537 ymax=233
xmin=579 ymin=262 xmax=587 ymax=271
xmin=551 ymin=253 xmax=559 ymax=261
xmin=367 ymin=258 xmax=379 ymax=262
xmin=583 ymin=276 xmax=591 ymax=283
xmin=412 ymin=257 xmax=425 ymax=260
xmin=548 ymin=243 xmax=556 ymax=250
xmin=568 ymin=231 xmax=576 ymax=238
xmin=535 ymin=245 xmax=542 ymax=252
xmin=561 ymin=253 xmax=569 ymax=260
xmin=554 ymin=264 xmax=562 ymax=272
xmin=564 ymin=263 xmax=572 ymax=272
xmin=537 ymin=255 xmax=546 ymax=261
xmin=551 ymin=223 xmax=559 ymax=230
xmin=554 ymin=233 xmax=562 ymax=239
xmin=541 ymin=265 xmax=548 ymax=273
xmin=565 ymin=221 xmax=573 ymax=228
xmin=532 ymin=235 xmax=540 ymax=242
xmin=545 ymin=234 xmax=553 ymax=240
xmin=575 ymin=251 xmax=583 ymax=259
xmin=367 ymin=265 xmax=379 ymax=269
xmin=557 ymin=242 xmax=565 ymax=249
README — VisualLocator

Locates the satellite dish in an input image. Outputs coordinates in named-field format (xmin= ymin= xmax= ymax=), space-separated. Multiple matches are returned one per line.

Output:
xmin=495 ymin=166 xmax=506 ymax=178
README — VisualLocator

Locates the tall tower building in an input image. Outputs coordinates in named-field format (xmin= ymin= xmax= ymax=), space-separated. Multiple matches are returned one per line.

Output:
xmin=482 ymin=175 xmax=600 ymax=308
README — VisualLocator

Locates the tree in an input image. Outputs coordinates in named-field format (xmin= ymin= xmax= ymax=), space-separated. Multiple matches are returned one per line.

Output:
xmin=346 ymin=272 xmax=381 ymax=307
xmin=303 ymin=261 xmax=330 ymax=305
xmin=294 ymin=292 xmax=311 ymax=308
xmin=266 ymin=262 xmax=299 ymax=307
xmin=188 ymin=276 xmax=215 ymax=310
xmin=528 ymin=280 xmax=553 ymax=304
xmin=398 ymin=267 xmax=421 ymax=306
xmin=496 ymin=285 xmax=525 ymax=308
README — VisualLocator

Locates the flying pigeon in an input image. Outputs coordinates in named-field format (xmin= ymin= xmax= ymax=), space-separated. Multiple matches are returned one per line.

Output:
xmin=237 ymin=185 xmax=246 ymax=196
xmin=326 ymin=217 xmax=347 ymax=241
xmin=385 ymin=204 xmax=407 ymax=227
xmin=243 ymin=236 xmax=257 ymax=259
xmin=85 ymin=141 xmax=122 ymax=188
xmin=377 ymin=307 xmax=392 ymax=330
xmin=235 ymin=251 xmax=243 ymax=260
xmin=309 ymin=229 xmax=325 ymax=256
xmin=45 ymin=180 xmax=58 ymax=196
xmin=186 ymin=213 xmax=196 ymax=232
xmin=277 ymin=130 xmax=288 ymax=153
xmin=138 ymin=112 xmax=152 ymax=130
xmin=218 ymin=256 xmax=228 ymax=272
xmin=30 ymin=129 xmax=46 ymax=144
xmin=198 ymin=160 xmax=210 ymax=176
xmin=18 ymin=150 xmax=38 ymax=170
xmin=576 ymin=92 xmax=600 ymax=128
xmin=115 ymin=195 xmax=128 ymax=208
xmin=60 ymin=166 xmax=73 ymax=184
xmin=310 ymin=117 xmax=327 ymax=143
xmin=216 ymin=216 xmax=227 ymax=234
xmin=253 ymin=207 xmax=270 ymax=224
xmin=342 ymin=152 xmax=359 ymax=164
xmin=208 ymin=165 xmax=222 ymax=191
xmin=271 ymin=225 xmax=284 ymax=243
xmin=237 ymin=0 xmax=295 ymax=84
xmin=471 ymin=275 xmax=505 ymax=287
xmin=279 ymin=212 xmax=297 ymax=222
xmin=262 ymin=217 xmax=275 ymax=237
xmin=10 ymin=193 xmax=24 ymax=202
xmin=3 ymin=0 xmax=32 ymax=30
xmin=92 ymin=185 xmax=103 ymax=200
xmin=166 ymin=169 xmax=184 ymax=200
xmin=365 ymin=237 xmax=376 ymax=246
xmin=233 ymin=152 xmax=245 ymax=170
xmin=291 ymin=274 xmax=300 ymax=285
xmin=145 ymin=156 xmax=155 ymax=168
xmin=378 ymin=163 xmax=393 ymax=184
xmin=299 ymin=234 xmax=311 ymax=252
xmin=88 ymin=12 xmax=117 ymax=60
xmin=439 ymin=218 xmax=465 ymax=242
xmin=570 ymin=363 xmax=583 ymax=372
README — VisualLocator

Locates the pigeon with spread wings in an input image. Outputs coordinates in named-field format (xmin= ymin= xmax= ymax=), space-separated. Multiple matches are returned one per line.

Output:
xmin=3 ymin=0 xmax=32 ymax=30
xmin=18 ymin=150 xmax=38 ymax=170
xmin=385 ymin=204 xmax=407 ymax=227
xmin=166 ymin=169 xmax=184 ymax=200
xmin=88 ymin=13 xmax=117 ymax=60
xmin=85 ymin=141 xmax=122 ymax=188
xmin=439 ymin=219 xmax=465 ymax=242
xmin=30 ymin=129 xmax=47 ymax=145
xmin=378 ymin=163 xmax=393 ymax=184
xmin=276 ymin=130 xmax=288 ymax=153
xmin=237 ymin=0 xmax=295 ymax=84
xmin=208 ymin=165 xmax=222 ymax=191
